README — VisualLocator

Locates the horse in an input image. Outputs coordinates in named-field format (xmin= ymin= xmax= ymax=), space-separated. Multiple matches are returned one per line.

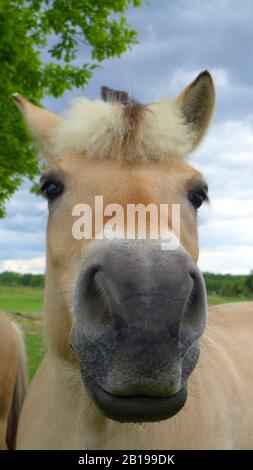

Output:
xmin=0 ymin=312 xmax=28 ymax=450
xmin=13 ymin=71 xmax=253 ymax=449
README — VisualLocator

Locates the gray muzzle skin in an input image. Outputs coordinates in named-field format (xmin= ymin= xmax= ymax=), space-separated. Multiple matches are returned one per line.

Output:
xmin=70 ymin=240 xmax=207 ymax=423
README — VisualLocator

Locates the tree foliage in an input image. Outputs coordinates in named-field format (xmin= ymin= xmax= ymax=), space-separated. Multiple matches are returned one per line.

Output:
xmin=0 ymin=0 xmax=141 ymax=216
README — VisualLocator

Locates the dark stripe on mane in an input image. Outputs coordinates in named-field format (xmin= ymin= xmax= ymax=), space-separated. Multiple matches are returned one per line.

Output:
xmin=100 ymin=87 xmax=145 ymax=153
xmin=101 ymin=86 xmax=129 ymax=105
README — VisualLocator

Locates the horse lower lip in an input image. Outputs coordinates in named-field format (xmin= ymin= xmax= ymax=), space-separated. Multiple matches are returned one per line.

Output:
xmin=83 ymin=375 xmax=187 ymax=423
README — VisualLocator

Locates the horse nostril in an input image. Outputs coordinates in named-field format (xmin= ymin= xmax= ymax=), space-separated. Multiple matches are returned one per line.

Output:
xmin=84 ymin=270 xmax=112 ymax=329
xmin=180 ymin=267 xmax=207 ymax=339
xmin=188 ymin=270 xmax=198 ymax=305
xmin=91 ymin=276 xmax=111 ymax=323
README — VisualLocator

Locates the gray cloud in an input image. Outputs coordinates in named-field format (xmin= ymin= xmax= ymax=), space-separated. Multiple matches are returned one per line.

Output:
xmin=44 ymin=0 xmax=253 ymax=122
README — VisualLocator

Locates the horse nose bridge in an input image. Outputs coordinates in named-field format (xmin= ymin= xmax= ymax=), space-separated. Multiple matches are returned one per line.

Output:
xmin=78 ymin=240 xmax=193 ymax=297
xmin=81 ymin=239 xmax=193 ymax=281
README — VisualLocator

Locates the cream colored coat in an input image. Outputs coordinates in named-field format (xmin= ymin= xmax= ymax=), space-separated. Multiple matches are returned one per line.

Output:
xmin=17 ymin=302 xmax=253 ymax=450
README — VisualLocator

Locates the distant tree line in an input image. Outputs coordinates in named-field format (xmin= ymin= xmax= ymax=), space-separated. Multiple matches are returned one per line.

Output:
xmin=0 ymin=271 xmax=253 ymax=297
xmin=0 ymin=271 xmax=44 ymax=287
xmin=203 ymin=272 xmax=253 ymax=298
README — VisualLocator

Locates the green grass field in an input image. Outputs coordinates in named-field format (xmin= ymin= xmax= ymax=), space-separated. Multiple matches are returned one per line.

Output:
xmin=0 ymin=286 xmax=45 ymax=380
xmin=0 ymin=286 xmax=251 ymax=380
xmin=0 ymin=286 xmax=44 ymax=314
xmin=207 ymin=294 xmax=251 ymax=305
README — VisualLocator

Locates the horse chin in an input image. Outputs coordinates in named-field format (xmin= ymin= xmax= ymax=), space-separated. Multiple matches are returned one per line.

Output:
xmin=82 ymin=373 xmax=187 ymax=423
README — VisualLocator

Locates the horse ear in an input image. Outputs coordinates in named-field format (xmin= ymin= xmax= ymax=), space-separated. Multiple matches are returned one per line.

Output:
xmin=176 ymin=71 xmax=215 ymax=150
xmin=12 ymin=93 xmax=62 ymax=157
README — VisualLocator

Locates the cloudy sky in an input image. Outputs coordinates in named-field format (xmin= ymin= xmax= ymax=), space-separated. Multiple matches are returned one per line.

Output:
xmin=1 ymin=0 xmax=253 ymax=275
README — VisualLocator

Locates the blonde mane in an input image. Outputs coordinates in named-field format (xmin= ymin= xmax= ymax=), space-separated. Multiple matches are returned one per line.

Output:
xmin=50 ymin=89 xmax=195 ymax=162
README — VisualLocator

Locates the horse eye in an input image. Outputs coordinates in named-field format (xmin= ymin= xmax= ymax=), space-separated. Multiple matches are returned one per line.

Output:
xmin=188 ymin=188 xmax=207 ymax=209
xmin=41 ymin=181 xmax=64 ymax=201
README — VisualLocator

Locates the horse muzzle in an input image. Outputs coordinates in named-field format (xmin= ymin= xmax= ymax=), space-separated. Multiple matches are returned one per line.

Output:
xmin=70 ymin=239 xmax=207 ymax=422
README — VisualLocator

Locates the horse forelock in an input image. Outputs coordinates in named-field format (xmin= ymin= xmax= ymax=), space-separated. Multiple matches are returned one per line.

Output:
xmin=49 ymin=88 xmax=194 ymax=163
xmin=100 ymin=86 xmax=131 ymax=105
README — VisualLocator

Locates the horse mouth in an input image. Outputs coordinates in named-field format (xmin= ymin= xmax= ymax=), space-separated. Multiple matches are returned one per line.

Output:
xmin=83 ymin=375 xmax=187 ymax=423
